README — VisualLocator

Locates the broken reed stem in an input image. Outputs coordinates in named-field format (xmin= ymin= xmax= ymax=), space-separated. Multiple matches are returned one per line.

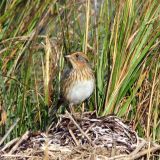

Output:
xmin=9 ymin=131 xmax=30 ymax=154
xmin=0 ymin=118 xmax=20 ymax=146
xmin=65 ymin=110 xmax=95 ymax=147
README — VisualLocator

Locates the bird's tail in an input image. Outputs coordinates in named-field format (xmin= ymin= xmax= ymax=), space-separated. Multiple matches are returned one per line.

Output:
xmin=49 ymin=98 xmax=64 ymax=118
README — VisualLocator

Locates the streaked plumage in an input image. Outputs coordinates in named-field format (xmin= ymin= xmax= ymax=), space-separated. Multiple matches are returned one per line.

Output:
xmin=52 ymin=52 xmax=95 ymax=114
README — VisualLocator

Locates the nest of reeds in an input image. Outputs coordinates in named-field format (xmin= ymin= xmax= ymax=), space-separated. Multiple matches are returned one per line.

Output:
xmin=0 ymin=112 xmax=160 ymax=160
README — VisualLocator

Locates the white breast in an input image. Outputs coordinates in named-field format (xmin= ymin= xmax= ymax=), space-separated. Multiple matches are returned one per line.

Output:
xmin=67 ymin=79 xmax=95 ymax=105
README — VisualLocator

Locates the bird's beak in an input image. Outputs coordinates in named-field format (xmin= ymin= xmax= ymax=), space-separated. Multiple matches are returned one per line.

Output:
xmin=65 ymin=55 xmax=71 ymax=60
xmin=65 ymin=55 xmax=70 ymax=58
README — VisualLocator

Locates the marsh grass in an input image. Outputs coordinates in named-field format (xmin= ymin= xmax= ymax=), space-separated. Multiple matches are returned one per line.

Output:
xmin=0 ymin=0 xmax=159 ymax=147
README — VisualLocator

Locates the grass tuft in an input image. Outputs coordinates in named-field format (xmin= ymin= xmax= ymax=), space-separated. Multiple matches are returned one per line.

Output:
xmin=0 ymin=0 xmax=159 ymax=144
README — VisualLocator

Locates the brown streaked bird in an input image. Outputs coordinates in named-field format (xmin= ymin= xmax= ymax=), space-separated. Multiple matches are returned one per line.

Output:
xmin=52 ymin=52 xmax=95 ymax=115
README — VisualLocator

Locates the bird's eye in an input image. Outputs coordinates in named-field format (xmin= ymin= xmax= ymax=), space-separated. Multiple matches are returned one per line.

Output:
xmin=75 ymin=54 xmax=85 ymax=62
xmin=75 ymin=54 xmax=79 ymax=59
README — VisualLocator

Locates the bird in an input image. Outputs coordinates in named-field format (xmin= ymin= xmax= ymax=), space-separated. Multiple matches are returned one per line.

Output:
xmin=51 ymin=52 xmax=95 ymax=116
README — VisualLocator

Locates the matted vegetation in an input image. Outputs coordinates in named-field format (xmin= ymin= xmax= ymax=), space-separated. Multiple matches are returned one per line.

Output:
xmin=0 ymin=0 xmax=160 ymax=159
xmin=0 ymin=113 xmax=160 ymax=160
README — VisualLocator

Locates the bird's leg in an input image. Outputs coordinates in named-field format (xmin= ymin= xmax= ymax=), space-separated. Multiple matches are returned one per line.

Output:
xmin=69 ymin=104 xmax=80 ymax=120
xmin=81 ymin=103 xmax=84 ymax=118
xmin=69 ymin=103 xmax=75 ymax=116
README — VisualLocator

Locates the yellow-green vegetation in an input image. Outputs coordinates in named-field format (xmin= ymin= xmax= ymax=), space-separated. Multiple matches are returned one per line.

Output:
xmin=0 ymin=0 xmax=159 ymax=145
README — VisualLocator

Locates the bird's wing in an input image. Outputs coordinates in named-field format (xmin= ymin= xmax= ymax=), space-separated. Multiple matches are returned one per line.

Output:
xmin=61 ymin=67 xmax=71 ymax=81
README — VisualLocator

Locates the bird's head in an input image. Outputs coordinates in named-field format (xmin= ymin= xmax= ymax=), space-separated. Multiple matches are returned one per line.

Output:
xmin=65 ymin=52 xmax=90 ymax=69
